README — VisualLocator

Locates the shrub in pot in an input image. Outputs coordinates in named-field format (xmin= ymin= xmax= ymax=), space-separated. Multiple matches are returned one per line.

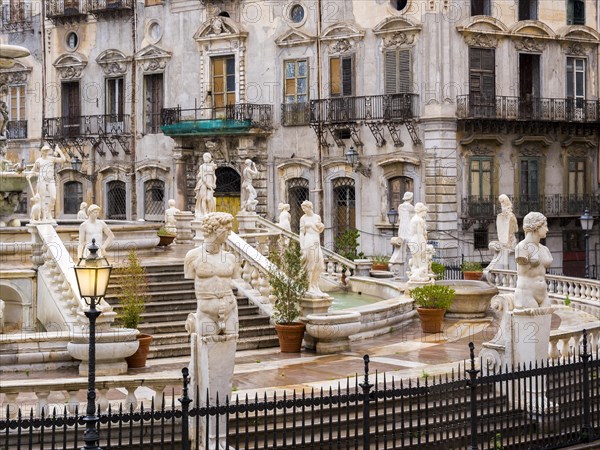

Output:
xmin=410 ymin=284 xmax=455 ymax=333
xmin=370 ymin=254 xmax=390 ymax=271
xmin=268 ymin=240 xmax=309 ymax=353
xmin=430 ymin=262 xmax=446 ymax=280
xmin=115 ymin=250 xmax=152 ymax=368
xmin=461 ymin=261 xmax=484 ymax=280
xmin=157 ymin=226 xmax=176 ymax=246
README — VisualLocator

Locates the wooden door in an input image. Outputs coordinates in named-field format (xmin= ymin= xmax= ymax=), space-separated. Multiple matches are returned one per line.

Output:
xmin=62 ymin=81 xmax=80 ymax=136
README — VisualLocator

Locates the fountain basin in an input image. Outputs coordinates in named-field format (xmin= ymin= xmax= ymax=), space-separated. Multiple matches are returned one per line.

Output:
xmin=305 ymin=311 xmax=362 ymax=353
xmin=436 ymin=280 xmax=498 ymax=318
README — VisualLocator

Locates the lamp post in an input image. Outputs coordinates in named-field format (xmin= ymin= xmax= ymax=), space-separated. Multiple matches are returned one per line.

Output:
xmin=345 ymin=146 xmax=359 ymax=169
xmin=74 ymin=239 xmax=112 ymax=450
xmin=579 ymin=209 xmax=595 ymax=279
xmin=387 ymin=208 xmax=399 ymax=227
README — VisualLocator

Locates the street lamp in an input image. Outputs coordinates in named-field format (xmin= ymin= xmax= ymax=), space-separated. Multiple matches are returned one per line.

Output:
xmin=73 ymin=239 xmax=112 ymax=450
xmin=345 ymin=146 xmax=359 ymax=169
xmin=579 ymin=209 xmax=595 ymax=279
xmin=71 ymin=156 xmax=83 ymax=173
xmin=387 ymin=208 xmax=399 ymax=226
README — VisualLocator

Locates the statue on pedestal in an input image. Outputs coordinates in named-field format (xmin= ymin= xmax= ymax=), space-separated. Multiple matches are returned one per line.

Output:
xmin=77 ymin=202 xmax=88 ymax=220
xmin=407 ymin=202 xmax=433 ymax=282
xmin=77 ymin=204 xmax=115 ymax=259
xmin=485 ymin=194 xmax=518 ymax=274
xmin=164 ymin=199 xmax=180 ymax=234
xmin=299 ymin=200 xmax=326 ymax=297
xmin=390 ymin=192 xmax=414 ymax=267
xmin=184 ymin=212 xmax=239 ymax=450
xmin=240 ymin=159 xmax=259 ymax=213
xmin=194 ymin=152 xmax=217 ymax=221
xmin=30 ymin=144 xmax=67 ymax=221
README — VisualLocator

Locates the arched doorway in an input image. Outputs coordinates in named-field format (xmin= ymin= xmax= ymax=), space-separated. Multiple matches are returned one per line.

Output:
xmin=287 ymin=177 xmax=309 ymax=233
xmin=107 ymin=180 xmax=127 ymax=220
xmin=332 ymin=177 xmax=356 ymax=243
xmin=215 ymin=167 xmax=241 ymax=229
xmin=144 ymin=179 xmax=165 ymax=221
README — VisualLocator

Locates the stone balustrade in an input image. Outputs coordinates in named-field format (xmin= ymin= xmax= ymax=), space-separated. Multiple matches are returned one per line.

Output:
xmin=548 ymin=326 xmax=600 ymax=361
xmin=0 ymin=374 xmax=181 ymax=418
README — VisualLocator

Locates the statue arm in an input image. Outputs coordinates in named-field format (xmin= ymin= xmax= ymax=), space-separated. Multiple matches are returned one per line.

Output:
xmin=54 ymin=145 xmax=67 ymax=164
xmin=101 ymin=222 xmax=115 ymax=254
xmin=78 ymin=224 xmax=86 ymax=259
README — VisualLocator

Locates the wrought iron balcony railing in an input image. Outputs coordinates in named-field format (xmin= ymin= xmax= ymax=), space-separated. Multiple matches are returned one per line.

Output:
xmin=46 ymin=0 xmax=87 ymax=19
xmin=457 ymin=95 xmax=600 ymax=123
xmin=0 ymin=3 xmax=33 ymax=32
xmin=281 ymin=102 xmax=311 ymax=126
xmin=88 ymin=0 xmax=133 ymax=14
xmin=161 ymin=104 xmax=273 ymax=130
xmin=310 ymin=93 xmax=419 ymax=124
xmin=43 ymin=115 xmax=130 ymax=139
xmin=6 ymin=120 xmax=27 ymax=139
xmin=462 ymin=194 xmax=600 ymax=219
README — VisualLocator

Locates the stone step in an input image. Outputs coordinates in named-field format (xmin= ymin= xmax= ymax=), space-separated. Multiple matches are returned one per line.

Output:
xmin=135 ymin=305 xmax=261 ymax=323
xmin=109 ymin=296 xmax=252 ymax=313
xmin=107 ymin=279 xmax=193 ymax=294
xmin=150 ymin=325 xmax=278 ymax=347
xmin=147 ymin=335 xmax=281 ymax=359
xmin=139 ymin=316 xmax=272 ymax=335
xmin=106 ymin=289 xmax=197 ymax=303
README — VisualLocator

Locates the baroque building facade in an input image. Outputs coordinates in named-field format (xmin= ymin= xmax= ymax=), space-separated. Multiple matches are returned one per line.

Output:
xmin=1 ymin=0 xmax=598 ymax=276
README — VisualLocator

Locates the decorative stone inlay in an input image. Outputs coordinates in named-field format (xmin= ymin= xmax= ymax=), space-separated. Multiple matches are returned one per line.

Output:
xmin=0 ymin=61 xmax=30 ymax=84
xmin=329 ymin=38 xmax=352 ymax=54
xmin=464 ymin=33 xmax=499 ymax=48
xmin=274 ymin=29 xmax=317 ymax=47
xmin=383 ymin=31 xmax=416 ymax=48
xmin=96 ymin=49 xmax=132 ymax=76
xmin=562 ymin=42 xmax=591 ymax=56
xmin=134 ymin=45 xmax=172 ymax=74
xmin=514 ymin=37 xmax=545 ymax=52
xmin=53 ymin=53 xmax=87 ymax=79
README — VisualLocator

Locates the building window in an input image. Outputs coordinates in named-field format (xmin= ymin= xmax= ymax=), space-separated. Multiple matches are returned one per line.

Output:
xmin=289 ymin=4 xmax=304 ymax=23
xmin=567 ymin=0 xmax=585 ymax=24
xmin=287 ymin=177 xmax=309 ymax=233
xmin=212 ymin=55 xmax=236 ymax=110
xmin=6 ymin=85 xmax=26 ymax=139
xmin=65 ymin=31 xmax=79 ymax=51
xmin=330 ymin=55 xmax=353 ymax=97
xmin=469 ymin=48 xmax=495 ymax=117
xmin=474 ymin=227 xmax=489 ymax=250
xmin=471 ymin=0 xmax=491 ymax=15
xmin=332 ymin=177 xmax=356 ymax=245
xmin=107 ymin=180 xmax=127 ymax=220
xmin=144 ymin=73 xmax=163 ymax=134
xmin=62 ymin=81 xmax=80 ymax=137
xmin=144 ymin=179 xmax=165 ymax=219
xmin=518 ymin=157 xmax=541 ymax=213
xmin=518 ymin=0 xmax=537 ymax=20
xmin=284 ymin=59 xmax=308 ymax=104
xmin=106 ymin=77 xmax=124 ymax=121
xmin=568 ymin=158 xmax=586 ymax=196
xmin=145 ymin=0 xmax=162 ymax=5
xmin=391 ymin=0 xmax=408 ymax=10
xmin=64 ymin=181 xmax=83 ymax=215
xmin=469 ymin=157 xmax=493 ymax=199
xmin=388 ymin=176 xmax=414 ymax=210
xmin=384 ymin=49 xmax=411 ymax=94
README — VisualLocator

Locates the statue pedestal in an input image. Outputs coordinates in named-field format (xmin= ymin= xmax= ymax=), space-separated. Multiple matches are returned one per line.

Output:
xmin=404 ymin=279 xmax=433 ymax=296
xmin=237 ymin=211 xmax=258 ymax=234
xmin=191 ymin=220 xmax=204 ymax=242
xmin=299 ymin=293 xmax=333 ymax=350
xmin=389 ymin=262 xmax=407 ymax=281
xmin=353 ymin=259 xmax=372 ymax=277
xmin=175 ymin=211 xmax=194 ymax=244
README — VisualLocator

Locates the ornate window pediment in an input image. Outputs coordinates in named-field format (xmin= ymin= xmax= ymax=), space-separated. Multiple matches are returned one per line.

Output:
xmin=320 ymin=23 xmax=364 ymax=53
xmin=510 ymin=21 xmax=554 ymax=38
xmin=275 ymin=29 xmax=316 ymax=47
xmin=194 ymin=16 xmax=247 ymax=44
xmin=0 ymin=61 xmax=31 ymax=84
xmin=134 ymin=45 xmax=171 ymax=73
xmin=53 ymin=53 xmax=87 ymax=79
xmin=558 ymin=25 xmax=600 ymax=42
xmin=96 ymin=49 xmax=132 ymax=76
xmin=460 ymin=135 xmax=504 ymax=156
xmin=373 ymin=17 xmax=422 ymax=49
xmin=457 ymin=17 xmax=507 ymax=48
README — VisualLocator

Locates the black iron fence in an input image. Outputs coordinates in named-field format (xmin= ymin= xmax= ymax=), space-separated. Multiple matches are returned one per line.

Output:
xmin=2 ymin=336 xmax=599 ymax=450
xmin=457 ymin=95 xmax=600 ymax=123
xmin=0 ymin=3 xmax=33 ymax=32
xmin=310 ymin=93 xmax=419 ymax=124
xmin=281 ymin=102 xmax=311 ymax=126
xmin=88 ymin=0 xmax=134 ymax=12
xmin=161 ymin=104 xmax=273 ymax=130
xmin=43 ymin=114 xmax=131 ymax=139
xmin=46 ymin=0 xmax=87 ymax=17
xmin=462 ymin=194 xmax=600 ymax=219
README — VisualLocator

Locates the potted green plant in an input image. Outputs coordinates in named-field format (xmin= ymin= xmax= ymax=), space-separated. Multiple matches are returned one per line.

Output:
xmin=157 ymin=226 xmax=176 ymax=246
xmin=115 ymin=250 xmax=152 ymax=368
xmin=461 ymin=261 xmax=484 ymax=281
xmin=410 ymin=284 xmax=455 ymax=333
xmin=370 ymin=255 xmax=390 ymax=271
xmin=334 ymin=228 xmax=365 ymax=262
xmin=268 ymin=240 xmax=309 ymax=353
xmin=431 ymin=262 xmax=446 ymax=280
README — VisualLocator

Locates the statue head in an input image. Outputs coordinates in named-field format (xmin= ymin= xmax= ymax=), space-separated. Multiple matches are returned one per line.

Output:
xmin=40 ymin=144 xmax=51 ymax=155
xmin=87 ymin=204 xmax=101 ymax=218
xmin=402 ymin=192 xmax=414 ymax=202
xmin=301 ymin=200 xmax=313 ymax=213
xmin=199 ymin=212 xmax=234 ymax=242
xmin=79 ymin=202 xmax=88 ymax=211
xmin=414 ymin=202 xmax=428 ymax=216
xmin=278 ymin=203 xmax=290 ymax=212
xmin=523 ymin=212 xmax=547 ymax=235
xmin=202 ymin=152 xmax=212 ymax=163
xmin=499 ymin=194 xmax=512 ymax=211
xmin=245 ymin=159 xmax=253 ymax=167
xmin=168 ymin=199 xmax=176 ymax=208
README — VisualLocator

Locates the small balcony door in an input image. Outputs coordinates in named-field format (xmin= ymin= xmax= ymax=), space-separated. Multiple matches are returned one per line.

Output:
xmin=519 ymin=157 xmax=540 ymax=213
xmin=212 ymin=55 xmax=236 ymax=118
xmin=519 ymin=53 xmax=540 ymax=119
xmin=469 ymin=48 xmax=495 ymax=117
xmin=106 ymin=77 xmax=124 ymax=132
xmin=567 ymin=57 xmax=585 ymax=120
xmin=61 ymin=81 xmax=80 ymax=137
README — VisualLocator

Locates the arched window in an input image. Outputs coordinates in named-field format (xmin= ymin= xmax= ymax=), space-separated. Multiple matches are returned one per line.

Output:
xmin=388 ymin=176 xmax=414 ymax=210
xmin=144 ymin=179 xmax=165 ymax=219
xmin=332 ymin=177 xmax=356 ymax=240
xmin=107 ymin=180 xmax=127 ymax=220
xmin=64 ymin=181 xmax=83 ymax=215
xmin=214 ymin=167 xmax=241 ymax=217
xmin=287 ymin=177 xmax=309 ymax=233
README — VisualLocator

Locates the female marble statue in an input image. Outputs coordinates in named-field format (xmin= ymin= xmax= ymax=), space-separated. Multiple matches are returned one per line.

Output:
xmin=77 ymin=204 xmax=115 ymax=259
xmin=514 ymin=212 xmax=553 ymax=309
xmin=77 ymin=202 xmax=88 ymax=220
xmin=390 ymin=192 xmax=414 ymax=265
xmin=277 ymin=203 xmax=292 ymax=232
xmin=407 ymin=202 xmax=430 ymax=281
xmin=240 ymin=159 xmax=259 ymax=213
xmin=194 ymin=152 xmax=217 ymax=220
xmin=497 ymin=194 xmax=518 ymax=249
xmin=164 ymin=199 xmax=180 ymax=234
xmin=299 ymin=200 xmax=325 ymax=296
xmin=184 ymin=212 xmax=240 ymax=336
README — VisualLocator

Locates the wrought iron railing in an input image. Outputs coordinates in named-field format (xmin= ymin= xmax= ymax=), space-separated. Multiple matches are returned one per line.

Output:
xmin=6 ymin=120 xmax=27 ymax=140
xmin=462 ymin=194 xmax=600 ymax=219
xmin=0 ymin=3 xmax=33 ymax=32
xmin=281 ymin=102 xmax=311 ymax=126
xmin=88 ymin=0 xmax=133 ymax=11
xmin=46 ymin=0 xmax=87 ymax=18
xmin=43 ymin=114 xmax=130 ymax=139
xmin=161 ymin=104 xmax=273 ymax=129
xmin=310 ymin=93 xmax=419 ymax=124
xmin=1 ymin=338 xmax=598 ymax=449
xmin=457 ymin=95 xmax=600 ymax=123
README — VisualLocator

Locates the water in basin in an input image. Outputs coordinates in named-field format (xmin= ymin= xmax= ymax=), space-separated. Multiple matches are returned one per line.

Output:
xmin=330 ymin=291 xmax=382 ymax=310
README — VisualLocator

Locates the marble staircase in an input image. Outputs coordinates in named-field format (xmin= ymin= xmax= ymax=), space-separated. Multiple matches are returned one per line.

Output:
xmin=105 ymin=263 xmax=279 ymax=359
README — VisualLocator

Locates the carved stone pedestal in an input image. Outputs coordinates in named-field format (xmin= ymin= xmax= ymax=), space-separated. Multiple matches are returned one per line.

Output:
xmin=175 ymin=211 xmax=194 ymax=244
xmin=191 ymin=220 xmax=204 ymax=242
xmin=237 ymin=211 xmax=258 ymax=234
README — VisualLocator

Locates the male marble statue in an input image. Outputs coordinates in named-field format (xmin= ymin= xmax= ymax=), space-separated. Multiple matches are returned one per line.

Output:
xmin=30 ymin=144 xmax=67 ymax=221
xmin=77 ymin=204 xmax=115 ymax=259
xmin=164 ymin=199 xmax=180 ymax=234
xmin=194 ymin=152 xmax=217 ymax=220
xmin=240 ymin=159 xmax=259 ymax=213
xmin=299 ymin=200 xmax=326 ymax=296
xmin=184 ymin=212 xmax=239 ymax=450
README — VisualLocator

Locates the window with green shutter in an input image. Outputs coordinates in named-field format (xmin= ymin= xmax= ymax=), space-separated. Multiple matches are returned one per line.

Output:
xmin=384 ymin=49 xmax=411 ymax=94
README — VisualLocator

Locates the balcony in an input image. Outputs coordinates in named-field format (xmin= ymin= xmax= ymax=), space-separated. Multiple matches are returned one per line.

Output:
xmin=88 ymin=0 xmax=133 ymax=17
xmin=462 ymin=194 xmax=600 ymax=221
xmin=457 ymin=95 xmax=600 ymax=134
xmin=43 ymin=114 xmax=131 ymax=155
xmin=6 ymin=120 xmax=27 ymax=139
xmin=0 ymin=3 xmax=33 ymax=32
xmin=281 ymin=103 xmax=310 ymax=126
xmin=160 ymin=104 xmax=273 ymax=137
xmin=46 ymin=0 xmax=87 ymax=23
xmin=310 ymin=93 xmax=419 ymax=123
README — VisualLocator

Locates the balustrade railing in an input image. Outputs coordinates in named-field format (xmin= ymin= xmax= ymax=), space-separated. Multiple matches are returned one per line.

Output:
xmin=88 ymin=0 xmax=133 ymax=11
xmin=43 ymin=114 xmax=131 ymax=139
xmin=0 ymin=3 xmax=33 ymax=31
xmin=457 ymin=94 xmax=600 ymax=123
xmin=310 ymin=93 xmax=419 ymax=124
xmin=46 ymin=0 xmax=87 ymax=18
xmin=6 ymin=121 xmax=27 ymax=140
xmin=161 ymin=104 xmax=273 ymax=129
xmin=281 ymin=102 xmax=311 ymax=126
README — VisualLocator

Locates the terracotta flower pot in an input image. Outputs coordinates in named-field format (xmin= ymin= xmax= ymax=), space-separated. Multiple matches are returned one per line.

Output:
xmin=463 ymin=271 xmax=483 ymax=281
xmin=126 ymin=334 xmax=153 ymax=368
xmin=157 ymin=234 xmax=176 ymax=246
xmin=416 ymin=308 xmax=446 ymax=333
xmin=274 ymin=322 xmax=306 ymax=353
xmin=371 ymin=263 xmax=389 ymax=271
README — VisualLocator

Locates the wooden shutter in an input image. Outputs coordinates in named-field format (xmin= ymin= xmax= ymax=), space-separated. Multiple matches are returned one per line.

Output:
xmin=398 ymin=50 xmax=411 ymax=93
xmin=384 ymin=50 xmax=397 ymax=94
xmin=341 ymin=56 xmax=353 ymax=96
